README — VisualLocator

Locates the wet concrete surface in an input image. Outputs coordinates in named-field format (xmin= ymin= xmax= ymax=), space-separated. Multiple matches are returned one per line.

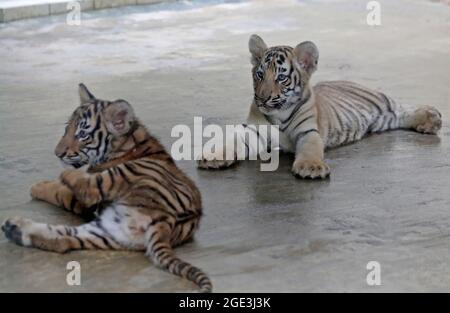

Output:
xmin=1 ymin=0 xmax=450 ymax=292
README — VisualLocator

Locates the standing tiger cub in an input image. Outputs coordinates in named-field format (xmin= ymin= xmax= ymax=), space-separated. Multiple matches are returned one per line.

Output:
xmin=1 ymin=84 xmax=212 ymax=292
xmin=198 ymin=34 xmax=442 ymax=178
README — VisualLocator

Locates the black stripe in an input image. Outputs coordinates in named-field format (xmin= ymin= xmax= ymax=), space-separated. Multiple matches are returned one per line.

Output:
xmin=150 ymin=215 xmax=170 ymax=225
xmin=198 ymin=276 xmax=210 ymax=284
xmin=139 ymin=160 xmax=183 ymax=184
xmin=135 ymin=159 xmax=195 ymax=204
xmin=146 ymin=186 xmax=180 ymax=214
xmin=88 ymin=230 xmax=111 ymax=248
xmin=295 ymin=129 xmax=319 ymax=143
xmin=181 ymin=220 xmax=197 ymax=240
xmin=334 ymin=101 xmax=361 ymax=142
xmin=328 ymin=103 xmax=345 ymax=144
xmin=175 ymin=211 xmax=200 ymax=224
xmin=124 ymin=163 xmax=146 ymax=177
xmin=101 ymin=135 xmax=110 ymax=160
xmin=116 ymin=166 xmax=131 ymax=184
xmin=286 ymin=114 xmax=314 ymax=132
xmin=341 ymin=85 xmax=383 ymax=116
xmin=337 ymin=98 xmax=370 ymax=130
xmin=386 ymin=115 xmax=394 ymax=130
xmin=92 ymin=218 xmax=121 ymax=246
xmin=153 ymin=245 xmax=168 ymax=257
xmin=280 ymin=98 xmax=305 ymax=125
xmin=379 ymin=92 xmax=394 ymax=114
xmin=173 ymin=190 xmax=187 ymax=210
xmin=96 ymin=175 xmax=105 ymax=200
xmin=136 ymin=160 xmax=193 ymax=201
xmin=90 ymin=115 xmax=102 ymax=137
xmin=244 ymin=141 xmax=250 ymax=159
xmin=132 ymin=167 xmax=182 ymax=206
xmin=107 ymin=169 xmax=115 ymax=191
xmin=177 ymin=261 xmax=188 ymax=274
xmin=85 ymin=238 xmax=102 ymax=249
xmin=74 ymin=236 xmax=84 ymax=248
xmin=148 ymin=231 xmax=159 ymax=244
xmin=372 ymin=115 xmax=387 ymax=132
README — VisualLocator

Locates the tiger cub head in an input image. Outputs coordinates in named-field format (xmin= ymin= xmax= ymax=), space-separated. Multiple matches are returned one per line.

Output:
xmin=249 ymin=34 xmax=319 ymax=115
xmin=55 ymin=84 xmax=136 ymax=168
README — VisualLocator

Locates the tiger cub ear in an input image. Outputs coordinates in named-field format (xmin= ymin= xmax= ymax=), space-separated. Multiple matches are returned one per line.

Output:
xmin=79 ymin=83 xmax=96 ymax=104
xmin=103 ymin=100 xmax=135 ymax=136
xmin=294 ymin=41 xmax=319 ymax=75
xmin=249 ymin=34 xmax=268 ymax=66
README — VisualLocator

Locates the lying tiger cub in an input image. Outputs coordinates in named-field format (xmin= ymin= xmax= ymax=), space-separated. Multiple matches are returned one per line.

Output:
xmin=198 ymin=34 xmax=442 ymax=179
xmin=1 ymin=84 xmax=212 ymax=292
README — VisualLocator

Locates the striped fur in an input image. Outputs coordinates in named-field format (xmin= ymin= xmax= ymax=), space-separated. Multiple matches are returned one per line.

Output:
xmin=2 ymin=84 xmax=212 ymax=292
xmin=198 ymin=34 xmax=442 ymax=178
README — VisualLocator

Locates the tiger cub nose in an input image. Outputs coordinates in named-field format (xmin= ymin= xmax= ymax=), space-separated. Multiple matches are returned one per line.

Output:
xmin=54 ymin=148 xmax=65 ymax=158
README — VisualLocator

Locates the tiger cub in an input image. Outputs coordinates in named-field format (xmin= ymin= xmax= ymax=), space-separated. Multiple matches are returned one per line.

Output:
xmin=198 ymin=34 xmax=442 ymax=179
xmin=1 ymin=84 xmax=212 ymax=292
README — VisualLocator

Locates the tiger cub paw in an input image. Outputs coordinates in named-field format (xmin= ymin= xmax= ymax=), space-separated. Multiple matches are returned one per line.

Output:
xmin=196 ymin=150 xmax=237 ymax=170
xmin=60 ymin=169 xmax=86 ymax=188
xmin=413 ymin=106 xmax=442 ymax=135
xmin=60 ymin=170 xmax=100 ymax=206
xmin=30 ymin=180 xmax=55 ymax=200
xmin=1 ymin=217 xmax=34 ymax=247
xmin=292 ymin=159 xmax=330 ymax=179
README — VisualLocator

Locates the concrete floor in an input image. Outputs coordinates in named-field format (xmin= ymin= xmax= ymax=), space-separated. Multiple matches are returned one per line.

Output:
xmin=1 ymin=0 xmax=450 ymax=292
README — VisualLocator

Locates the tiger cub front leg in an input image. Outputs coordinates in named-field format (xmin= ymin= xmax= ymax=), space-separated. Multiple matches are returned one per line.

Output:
xmin=30 ymin=180 xmax=90 ymax=216
xmin=292 ymin=131 xmax=330 ymax=179
xmin=60 ymin=169 xmax=104 ymax=208
xmin=197 ymin=126 xmax=242 ymax=169
xmin=197 ymin=124 xmax=269 ymax=169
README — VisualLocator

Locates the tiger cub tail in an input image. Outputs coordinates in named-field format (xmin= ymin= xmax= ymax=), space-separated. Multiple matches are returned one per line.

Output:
xmin=145 ymin=223 xmax=212 ymax=293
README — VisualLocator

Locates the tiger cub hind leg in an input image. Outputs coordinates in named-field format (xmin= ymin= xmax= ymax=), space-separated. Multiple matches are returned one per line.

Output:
xmin=1 ymin=203 xmax=173 ymax=254
xmin=404 ymin=105 xmax=442 ymax=135
xmin=1 ymin=216 xmax=124 ymax=253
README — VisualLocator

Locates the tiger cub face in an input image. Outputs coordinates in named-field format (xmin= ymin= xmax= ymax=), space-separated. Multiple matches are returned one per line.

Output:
xmin=55 ymin=84 xmax=135 ymax=168
xmin=249 ymin=34 xmax=319 ymax=115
